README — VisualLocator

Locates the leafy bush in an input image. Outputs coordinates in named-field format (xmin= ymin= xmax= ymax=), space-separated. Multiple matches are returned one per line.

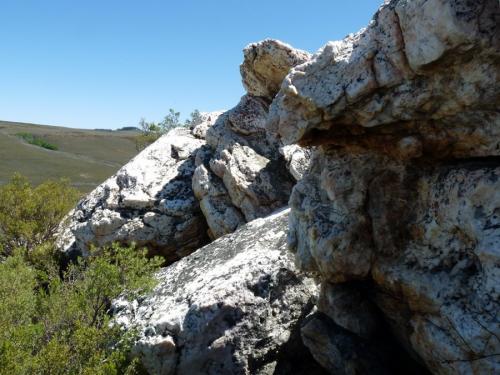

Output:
xmin=16 ymin=132 xmax=58 ymax=151
xmin=0 ymin=174 xmax=162 ymax=373
xmin=0 ymin=245 xmax=161 ymax=374
xmin=135 ymin=108 xmax=200 ymax=151
xmin=0 ymin=174 xmax=80 ymax=257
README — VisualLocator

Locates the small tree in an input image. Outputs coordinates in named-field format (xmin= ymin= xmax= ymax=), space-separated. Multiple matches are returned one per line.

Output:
xmin=158 ymin=108 xmax=182 ymax=133
xmin=135 ymin=108 xmax=200 ymax=151
xmin=185 ymin=109 xmax=203 ymax=128
xmin=135 ymin=118 xmax=163 ymax=151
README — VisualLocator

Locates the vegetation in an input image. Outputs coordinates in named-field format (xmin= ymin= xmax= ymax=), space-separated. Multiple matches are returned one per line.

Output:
xmin=117 ymin=127 xmax=140 ymax=132
xmin=184 ymin=109 xmax=202 ymax=129
xmin=0 ymin=175 xmax=80 ymax=257
xmin=135 ymin=109 xmax=202 ymax=151
xmin=0 ymin=121 xmax=139 ymax=192
xmin=0 ymin=175 xmax=162 ymax=374
xmin=16 ymin=132 xmax=58 ymax=151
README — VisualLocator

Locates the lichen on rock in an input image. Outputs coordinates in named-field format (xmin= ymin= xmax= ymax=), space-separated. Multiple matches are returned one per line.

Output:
xmin=56 ymin=1 xmax=499 ymax=373
xmin=191 ymin=39 xmax=312 ymax=239
xmin=57 ymin=126 xmax=212 ymax=263
xmin=274 ymin=0 xmax=500 ymax=373
xmin=113 ymin=209 xmax=324 ymax=375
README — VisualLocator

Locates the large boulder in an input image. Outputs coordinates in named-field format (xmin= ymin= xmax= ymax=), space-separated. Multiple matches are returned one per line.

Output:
xmin=240 ymin=39 xmax=310 ymax=100
xmin=114 ymin=209 xmax=325 ymax=375
xmin=268 ymin=0 xmax=500 ymax=151
xmin=272 ymin=1 xmax=500 ymax=374
xmin=57 ymin=126 xmax=214 ymax=262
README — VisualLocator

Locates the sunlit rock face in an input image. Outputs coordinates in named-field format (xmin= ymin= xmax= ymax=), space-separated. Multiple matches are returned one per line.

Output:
xmin=56 ymin=125 xmax=213 ymax=263
xmin=271 ymin=0 xmax=500 ymax=373
xmin=113 ymin=209 xmax=325 ymax=375
xmin=191 ymin=39 xmax=312 ymax=239
xmin=240 ymin=39 xmax=311 ymax=101
xmin=269 ymin=0 xmax=500 ymax=151
xmin=58 ymin=38 xmax=312 ymax=254
xmin=58 ymin=1 xmax=499 ymax=373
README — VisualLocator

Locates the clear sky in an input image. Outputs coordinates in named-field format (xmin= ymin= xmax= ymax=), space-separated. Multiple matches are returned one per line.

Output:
xmin=0 ymin=1 xmax=381 ymax=129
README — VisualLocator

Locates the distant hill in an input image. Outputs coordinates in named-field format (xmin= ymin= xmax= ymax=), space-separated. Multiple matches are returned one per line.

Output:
xmin=0 ymin=121 xmax=140 ymax=192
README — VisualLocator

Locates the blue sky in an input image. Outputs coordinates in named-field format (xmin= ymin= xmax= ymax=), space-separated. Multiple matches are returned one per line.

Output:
xmin=0 ymin=1 xmax=381 ymax=129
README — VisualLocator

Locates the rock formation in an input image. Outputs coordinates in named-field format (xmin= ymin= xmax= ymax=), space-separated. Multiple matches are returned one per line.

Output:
xmin=191 ymin=39 xmax=311 ymax=239
xmin=57 ymin=1 xmax=499 ymax=373
xmin=194 ymin=97 xmax=294 ymax=239
xmin=57 ymin=126 xmax=210 ymax=263
xmin=113 ymin=209 xmax=324 ymax=375
xmin=58 ymin=39 xmax=309 ymax=254
xmin=271 ymin=0 xmax=500 ymax=374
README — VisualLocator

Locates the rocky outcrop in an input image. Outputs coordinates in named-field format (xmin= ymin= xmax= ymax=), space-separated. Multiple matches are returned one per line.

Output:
xmin=113 ymin=209 xmax=325 ymax=375
xmin=58 ymin=1 xmax=499 ymax=373
xmin=192 ymin=95 xmax=296 ymax=239
xmin=273 ymin=0 xmax=500 ymax=374
xmin=57 ymin=127 xmax=211 ymax=262
xmin=58 ymin=38 xmax=311 ymax=254
xmin=191 ymin=40 xmax=311 ymax=239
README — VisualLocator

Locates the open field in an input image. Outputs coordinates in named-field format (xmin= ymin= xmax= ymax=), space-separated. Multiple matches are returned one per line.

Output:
xmin=0 ymin=121 xmax=139 ymax=192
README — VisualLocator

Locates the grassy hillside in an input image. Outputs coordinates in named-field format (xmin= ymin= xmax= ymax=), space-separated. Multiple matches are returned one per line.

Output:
xmin=0 ymin=121 xmax=139 ymax=192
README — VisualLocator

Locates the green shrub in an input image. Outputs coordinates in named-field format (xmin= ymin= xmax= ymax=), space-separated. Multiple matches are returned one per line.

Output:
xmin=0 ymin=174 xmax=81 ymax=257
xmin=0 ymin=174 xmax=162 ymax=373
xmin=16 ymin=132 xmax=58 ymax=151
xmin=0 ymin=244 xmax=161 ymax=374
xmin=184 ymin=109 xmax=203 ymax=128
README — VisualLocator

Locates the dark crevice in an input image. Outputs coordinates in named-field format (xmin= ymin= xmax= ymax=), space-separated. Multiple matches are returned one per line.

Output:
xmin=264 ymin=299 xmax=328 ymax=375
xmin=434 ymin=155 xmax=500 ymax=169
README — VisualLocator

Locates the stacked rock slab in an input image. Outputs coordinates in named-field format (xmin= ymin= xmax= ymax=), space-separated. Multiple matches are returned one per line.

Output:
xmin=113 ymin=209 xmax=325 ymax=375
xmin=270 ymin=0 xmax=500 ymax=374
xmin=57 ymin=125 xmax=213 ymax=263
xmin=191 ymin=40 xmax=311 ymax=239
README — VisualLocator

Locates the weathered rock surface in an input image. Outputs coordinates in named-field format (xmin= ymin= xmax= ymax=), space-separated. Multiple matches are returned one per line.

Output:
xmin=58 ymin=37 xmax=311 ymax=253
xmin=280 ymin=145 xmax=313 ymax=181
xmin=240 ymin=39 xmax=310 ymax=100
xmin=57 ymin=127 xmax=211 ymax=262
xmin=192 ymin=154 xmax=245 ymax=239
xmin=192 ymin=95 xmax=295 ymax=239
xmin=114 ymin=209 xmax=325 ymax=375
xmin=275 ymin=1 xmax=500 ymax=374
xmin=192 ymin=40 xmax=312 ymax=239
xmin=269 ymin=0 xmax=500 ymax=152
xmin=57 ymin=1 xmax=500 ymax=373
xmin=191 ymin=111 xmax=225 ymax=139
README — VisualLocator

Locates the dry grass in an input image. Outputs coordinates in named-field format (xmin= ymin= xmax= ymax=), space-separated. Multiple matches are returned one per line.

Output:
xmin=0 ymin=120 xmax=139 ymax=192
